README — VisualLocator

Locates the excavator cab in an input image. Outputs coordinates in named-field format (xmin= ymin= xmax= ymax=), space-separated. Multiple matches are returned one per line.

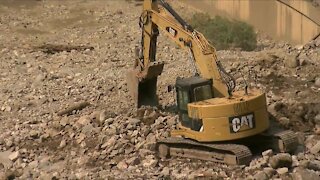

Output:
xmin=176 ymin=76 xmax=213 ymax=131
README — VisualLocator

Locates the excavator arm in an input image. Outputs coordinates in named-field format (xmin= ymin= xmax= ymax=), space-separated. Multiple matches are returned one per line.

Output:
xmin=127 ymin=0 xmax=235 ymax=107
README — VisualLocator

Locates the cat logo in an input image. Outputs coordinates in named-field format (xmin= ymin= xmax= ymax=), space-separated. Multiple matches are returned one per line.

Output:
xmin=229 ymin=113 xmax=255 ymax=133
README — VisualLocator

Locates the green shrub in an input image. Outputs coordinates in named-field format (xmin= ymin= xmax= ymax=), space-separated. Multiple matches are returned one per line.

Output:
xmin=189 ymin=13 xmax=257 ymax=51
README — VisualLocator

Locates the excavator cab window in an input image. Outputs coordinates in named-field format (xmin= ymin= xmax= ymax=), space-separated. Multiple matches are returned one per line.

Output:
xmin=194 ymin=85 xmax=213 ymax=102
xmin=177 ymin=90 xmax=189 ymax=111
xmin=176 ymin=76 xmax=213 ymax=131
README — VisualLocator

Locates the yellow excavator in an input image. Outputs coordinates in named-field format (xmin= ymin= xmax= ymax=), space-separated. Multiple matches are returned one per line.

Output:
xmin=127 ymin=0 xmax=298 ymax=165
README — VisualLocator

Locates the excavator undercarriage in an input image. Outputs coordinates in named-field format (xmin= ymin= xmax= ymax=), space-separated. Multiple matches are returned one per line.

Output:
xmin=156 ymin=129 xmax=297 ymax=165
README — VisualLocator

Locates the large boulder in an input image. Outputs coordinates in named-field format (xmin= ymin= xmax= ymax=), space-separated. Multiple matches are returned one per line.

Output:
xmin=269 ymin=153 xmax=292 ymax=169
xmin=292 ymin=168 xmax=320 ymax=180
xmin=284 ymin=54 xmax=298 ymax=68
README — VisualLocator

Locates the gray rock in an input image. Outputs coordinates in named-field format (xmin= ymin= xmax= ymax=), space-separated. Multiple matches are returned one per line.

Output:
xmin=130 ymin=130 xmax=139 ymax=138
xmin=28 ymin=160 xmax=39 ymax=168
xmin=298 ymin=54 xmax=309 ymax=66
xmin=144 ymin=133 xmax=156 ymax=150
xmin=161 ymin=167 xmax=170 ymax=176
xmin=101 ymin=136 xmax=116 ymax=149
xmin=219 ymin=171 xmax=228 ymax=178
xmin=316 ymin=37 xmax=320 ymax=46
xmin=299 ymin=160 xmax=310 ymax=168
xmin=77 ymin=156 xmax=90 ymax=166
xmin=276 ymin=167 xmax=288 ymax=175
xmin=8 ymin=151 xmax=20 ymax=161
xmin=268 ymin=102 xmax=284 ymax=113
xmin=166 ymin=117 xmax=176 ymax=126
xmin=315 ymin=77 xmax=320 ymax=87
xmin=75 ymin=171 xmax=88 ymax=179
xmin=269 ymin=153 xmax=292 ymax=169
xmin=4 ymin=106 xmax=11 ymax=112
xmin=305 ymin=135 xmax=317 ymax=150
xmin=76 ymin=133 xmax=86 ymax=144
xmin=0 ymin=172 xmax=6 ymax=180
xmin=142 ymin=155 xmax=158 ymax=168
xmin=172 ymin=169 xmax=188 ymax=179
xmin=77 ymin=116 xmax=91 ymax=126
xmin=39 ymin=172 xmax=55 ymax=180
xmin=284 ymin=54 xmax=298 ymax=68
xmin=263 ymin=167 xmax=275 ymax=177
xmin=308 ymin=160 xmax=320 ymax=171
xmin=58 ymin=139 xmax=66 ymax=149
xmin=262 ymin=149 xmax=273 ymax=157
xmin=105 ymin=128 xmax=117 ymax=136
xmin=294 ymin=105 xmax=307 ymax=117
xmin=253 ymin=171 xmax=268 ymax=180
xmin=117 ymin=160 xmax=128 ymax=170
xmin=126 ymin=156 xmax=140 ymax=166
xmin=279 ymin=117 xmax=290 ymax=127
xmin=0 ymin=151 xmax=13 ymax=168
xmin=105 ymin=118 xmax=114 ymax=125
xmin=249 ymin=157 xmax=268 ymax=170
xmin=5 ymin=140 xmax=13 ymax=148
xmin=35 ymin=73 xmax=46 ymax=82
xmin=19 ymin=169 xmax=32 ymax=179
xmin=82 ymin=124 xmax=95 ymax=134
xmin=299 ymin=58 xmax=307 ymax=66
xmin=99 ymin=110 xmax=107 ymax=124
xmin=310 ymin=141 xmax=320 ymax=154
xmin=29 ymin=130 xmax=39 ymax=139
xmin=38 ymin=156 xmax=50 ymax=169
xmin=297 ymin=91 xmax=309 ymax=98
xmin=2 ymin=170 xmax=20 ymax=180
xmin=124 ymin=146 xmax=134 ymax=155
xmin=236 ymin=78 xmax=245 ymax=85
xmin=128 ymin=118 xmax=140 ymax=125
xmin=314 ymin=114 xmax=320 ymax=124
xmin=142 ymin=111 xmax=159 ymax=125
xmin=59 ymin=117 xmax=69 ymax=126
xmin=292 ymin=168 xmax=320 ymax=180
xmin=292 ymin=155 xmax=299 ymax=167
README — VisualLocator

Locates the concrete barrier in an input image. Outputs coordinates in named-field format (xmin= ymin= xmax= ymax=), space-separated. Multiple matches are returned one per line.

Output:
xmin=183 ymin=0 xmax=320 ymax=45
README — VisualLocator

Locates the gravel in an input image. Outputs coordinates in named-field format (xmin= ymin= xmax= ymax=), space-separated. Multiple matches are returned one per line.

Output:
xmin=0 ymin=0 xmax=319 ymax=179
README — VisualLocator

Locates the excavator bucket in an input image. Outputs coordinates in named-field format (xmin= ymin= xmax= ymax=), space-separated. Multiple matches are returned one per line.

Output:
xmin=126 ymin=62 xmax=164 ymax=108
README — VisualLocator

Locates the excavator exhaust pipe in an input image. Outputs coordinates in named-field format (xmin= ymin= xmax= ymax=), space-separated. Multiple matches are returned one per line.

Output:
xmin=126 ymin=62 xmax=164 ymax=108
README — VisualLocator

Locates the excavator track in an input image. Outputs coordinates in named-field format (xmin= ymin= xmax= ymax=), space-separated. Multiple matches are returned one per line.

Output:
xmin=156 ymin=137 xmax=252 ymax=165
xmin=156 ymin=130 xmax=298 ymax=165
xmin=259 ymin=129 xmax=298 ymax=153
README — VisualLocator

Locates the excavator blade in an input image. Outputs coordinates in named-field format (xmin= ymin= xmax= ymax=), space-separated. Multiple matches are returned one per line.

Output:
xmin=126 ymin=62 xmax=164 ymax=107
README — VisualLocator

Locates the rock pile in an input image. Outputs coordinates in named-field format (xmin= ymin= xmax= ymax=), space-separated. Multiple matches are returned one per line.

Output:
xmin=0 ymin=0 xmax=319 ymax=179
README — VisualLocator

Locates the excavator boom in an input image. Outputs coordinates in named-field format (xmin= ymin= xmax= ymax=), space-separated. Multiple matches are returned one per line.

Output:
xmin=127 ymin=0 xmax=236 ymax=108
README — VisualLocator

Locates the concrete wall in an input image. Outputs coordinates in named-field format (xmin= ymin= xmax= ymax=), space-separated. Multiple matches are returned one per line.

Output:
xmin=183 ymin=0 xmax=320 ymax=45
